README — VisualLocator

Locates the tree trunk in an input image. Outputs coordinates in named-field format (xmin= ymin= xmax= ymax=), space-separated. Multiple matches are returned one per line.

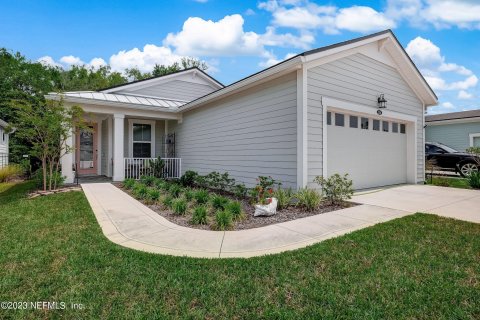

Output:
xmin=42 ymin=156 xmax=47 ymax=191
xmin=48 ymin=159 xmax=54 ymax=191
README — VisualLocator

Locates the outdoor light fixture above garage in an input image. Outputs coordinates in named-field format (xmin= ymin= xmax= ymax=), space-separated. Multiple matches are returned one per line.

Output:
xmin=377 ymin=94 xmax=387 ymax=109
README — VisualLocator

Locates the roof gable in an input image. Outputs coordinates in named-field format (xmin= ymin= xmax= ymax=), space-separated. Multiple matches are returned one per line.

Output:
xmin=101 ymin=68 xmax=224 ymax=101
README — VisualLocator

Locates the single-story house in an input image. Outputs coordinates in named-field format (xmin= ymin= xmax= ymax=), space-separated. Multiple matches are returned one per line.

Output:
xmin=0 ymin=119 xmax=10 ymax=167
xmin=426 ymin=110 xmax=480 ymax=151
xmin=46 ymin=29 xmax=437 ymax=190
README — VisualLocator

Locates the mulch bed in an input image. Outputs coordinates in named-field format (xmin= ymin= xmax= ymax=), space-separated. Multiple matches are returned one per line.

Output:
xmin=115 ymin=183 xmax=356 ymax=231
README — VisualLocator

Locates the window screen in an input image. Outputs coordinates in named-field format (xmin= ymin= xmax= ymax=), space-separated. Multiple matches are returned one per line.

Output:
xmin=133 ymin=124 xmax=152 ymax=158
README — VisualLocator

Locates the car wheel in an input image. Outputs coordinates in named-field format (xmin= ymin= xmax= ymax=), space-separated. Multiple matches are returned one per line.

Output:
xmin=459 ymin=162 xmax=479 ymax=177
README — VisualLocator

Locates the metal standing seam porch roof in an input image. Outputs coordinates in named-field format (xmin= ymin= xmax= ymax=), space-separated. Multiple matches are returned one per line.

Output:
xmin=49 ymin=91 xmax=186 ymax=111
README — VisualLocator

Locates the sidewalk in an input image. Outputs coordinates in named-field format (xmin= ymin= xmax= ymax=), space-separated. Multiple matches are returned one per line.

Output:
xmin=82 ymin=183 xmax=411 ymax=258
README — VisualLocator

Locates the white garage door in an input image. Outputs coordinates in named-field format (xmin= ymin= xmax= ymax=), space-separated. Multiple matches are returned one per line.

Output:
xmin=327 ymin=110 xmax=407 ymax=190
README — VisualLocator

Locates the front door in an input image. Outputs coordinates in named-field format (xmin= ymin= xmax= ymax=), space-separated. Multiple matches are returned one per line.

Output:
xmin=76 ymin=124 xmax=98 ymax=175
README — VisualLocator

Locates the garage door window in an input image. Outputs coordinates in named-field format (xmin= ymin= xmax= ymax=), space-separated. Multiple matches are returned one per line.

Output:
xmin=327 ymin=112 xmax=332 ymax=125
xmin=392 ymin=122 xmax=399 ymax=133
xmin=361 ymin=117 xmax=369 ymax=129
xmin=382 ymin=121 xmax=389 ymax=132
xmin=400 ymin=123 xmax=406 ymax=134
xmin=373 ymin=119 xmax=380 ymax=131
xmin=335 ymin=113 xmax=345 ymax=127
xmin=349 ymin=116 xmax=358 ymax=128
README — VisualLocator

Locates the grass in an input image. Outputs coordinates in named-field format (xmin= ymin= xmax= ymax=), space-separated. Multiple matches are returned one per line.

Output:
xmin=426 ymin=175 xmax=471 ymax=189
xmin=1 ymin=182 xmax=479 ymax=319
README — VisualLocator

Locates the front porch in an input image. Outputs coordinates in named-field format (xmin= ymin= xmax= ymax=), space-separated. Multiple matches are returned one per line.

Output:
xmin=61 ymin=112 xmax=181 ymax=183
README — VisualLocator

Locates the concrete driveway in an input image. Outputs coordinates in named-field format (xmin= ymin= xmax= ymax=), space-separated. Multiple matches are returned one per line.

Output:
xmin=352 ymin=184 xmax=480 ymax=223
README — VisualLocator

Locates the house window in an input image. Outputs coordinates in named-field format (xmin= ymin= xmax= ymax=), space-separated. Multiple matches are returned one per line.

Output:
xmin=335 ymin=113 xmax=344 ymax=127
xmin=361 ymin=117 xmax=369 ymax=130
xmin=349 ymin=116 xmax=358 ymax=128
xmin=382 ymin=121 xmax=389 ymax=132
xmin=392 ymin=122 xmax=399 ymax=133
xmin=327 ymin=112 xmax=332 ymax=125
xmin=133 ymin=124 xmax=152 ymax=158
xmin=400 ymin=123 xmax=406 ymax=134
xmin=373 ymin=119 xmax=380 ymax=131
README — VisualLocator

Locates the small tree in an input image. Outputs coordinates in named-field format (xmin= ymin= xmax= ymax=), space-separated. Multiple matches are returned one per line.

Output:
xmin=10 ymin=98 xmax=85 ymax=191
xmin=314 ymin=174 xmax=353 ymax=205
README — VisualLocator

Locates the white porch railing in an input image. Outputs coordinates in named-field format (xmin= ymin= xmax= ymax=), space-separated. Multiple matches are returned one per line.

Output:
xmin=124 ymin=158 xmax=182 ymax=180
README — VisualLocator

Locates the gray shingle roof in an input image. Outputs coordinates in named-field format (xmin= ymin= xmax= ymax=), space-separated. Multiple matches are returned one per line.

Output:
xmin=426 ymin=109 xmax=480 ymax=122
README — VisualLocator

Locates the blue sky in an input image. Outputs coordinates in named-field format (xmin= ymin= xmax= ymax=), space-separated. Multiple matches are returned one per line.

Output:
xmin=0 ymin=0 xmax=479 ymax=114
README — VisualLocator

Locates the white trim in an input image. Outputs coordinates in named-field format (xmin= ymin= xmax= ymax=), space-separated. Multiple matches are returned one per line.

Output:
xmin=321 ymin=96 xmax=418 ymax=184
xmin=470 ymin=133 xmax=480 ymax=147
xmin=296 ymin=63 xmax=308 ymax=188
xmin=426 ymin=117 xmax=480 ymax=126
xmin=128 ymin=119 xmax=156 ymax=158
xmin=107 ymin=117 xmax=113 ymax=177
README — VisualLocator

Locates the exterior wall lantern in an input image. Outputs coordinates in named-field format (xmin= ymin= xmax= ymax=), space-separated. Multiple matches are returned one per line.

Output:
xmin=377 ymin=94 xmax=387 ymax=109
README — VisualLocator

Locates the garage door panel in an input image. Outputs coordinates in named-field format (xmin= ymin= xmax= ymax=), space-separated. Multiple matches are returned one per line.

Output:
xmin=327 ymin=121 xmax=407 ymax=190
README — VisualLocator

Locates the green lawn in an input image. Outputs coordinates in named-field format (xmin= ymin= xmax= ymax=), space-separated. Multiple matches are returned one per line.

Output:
xmin=1 ymin=182 xmax=479 ymax=319
xmin=426 ymin=175 xmax=471 ymax=189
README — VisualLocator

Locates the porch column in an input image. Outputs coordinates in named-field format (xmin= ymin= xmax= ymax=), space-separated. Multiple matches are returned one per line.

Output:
xmin=61 ymin=127 xmax=74 ymax=183
xmin=113 ymin=113 xmax=125 ymax=181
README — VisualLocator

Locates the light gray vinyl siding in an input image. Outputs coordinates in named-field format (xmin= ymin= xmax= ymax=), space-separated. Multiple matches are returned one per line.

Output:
xmin=426 ymin=122 xmax=480 ymax=151
xmin=117 ymin=80 xmax=216 ymax=102
xmin=169 ymin=73 xmax=298 ymax=188
xmin=155 ymin=120 xmax=165 ymax=157
xmin=101 ymin=119 xmax=108 ymax=175
xmin=0 ymin=128 xmax=7 ymax=154
xmin=307 ymin=53 xmax=425 ymax=187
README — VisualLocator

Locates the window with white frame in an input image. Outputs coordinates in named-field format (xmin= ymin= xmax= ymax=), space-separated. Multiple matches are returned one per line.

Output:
xmin=130 ymin=120 xmax=155 ymax=158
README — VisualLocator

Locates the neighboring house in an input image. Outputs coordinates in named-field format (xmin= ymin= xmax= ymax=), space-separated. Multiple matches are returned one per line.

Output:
xmin=0 ymin=119 xmax=10 ymax=167
xmin=46 ymin=30 xmax=437 ymax=190
xmin=426 ymin=110 xmax=480 ymax=151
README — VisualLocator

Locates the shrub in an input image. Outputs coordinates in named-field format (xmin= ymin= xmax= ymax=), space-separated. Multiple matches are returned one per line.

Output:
xmin=466 ymin=146 xmax=480 ymax=156
xmin=215 ymin=209 xmax=233 ymax=230
xmin=146 ymin=188 xmax=161 ymax=203
xmin=183 ymin=188 xmax=194 ymax=202
xmin=233 ymin=183 xmax=248 ymax=199
xmin=274 ymin=188 xmax=294 ymax=210
xmin=148 ymin=157 xmax=165 ymax=178
xmin=162 ymin=195 xmax=174 ymax=208
xmin=33 ymin=169 xmax=65 ymax=189
xmin=211 ymin=194 xmax=229 ymax=210
xmin=169 ymin=184 xmax=182 ymax=198
xmin=226 ymin=201 xmax=243 ymax=220
xmin=0 ymin=164 xmax=23 ymax=183
xmin=154 ymin=178 xmax=167 ymax=190
xmin=194 ymin=189 xmax=210 ymax=204
xmin=314 ymin=174 xmax=354 ymax=205
xmin=179 ymin=170 xmax=198 ymax=187
xmin=172 ymin=198 xmax=188 ymax=215
xmin=191 ymin=205 xmax=208 ymax=225
xmin=252 ymin=176 xmax=281 ymax=204
xmin=123 ymin=178 xmax=135 ymax=189
xmin=467 ymin=171 xmax=480 ymax=189
xmin=133 ymin=183 xmax=148 ymax=199
xmin=140 ymin=175 xmax=156 ymax=187
xmin=296 ymin=188 xmax=322 ymax=211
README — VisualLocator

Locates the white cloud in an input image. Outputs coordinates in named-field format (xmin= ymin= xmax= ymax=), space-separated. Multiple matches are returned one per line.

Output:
xmin=423 ymin=0 xmax=480 ymax=29
xmin=406 ymin=37 xmax=477 ymax=96
xmin=164 ymin=15 xmax=263 ymax=56
xmin=60 ymin=55 xmax=84 ymax=66
xmin=89 ymin=57 xmax=107 ymax=69
xmin=245 ymin=8 xmax=255 ymax=16
xmin=335 ymin=6 xmax=396 ymax=33
xmin=193 ymin=0 xmax=208 ymax=3
xmin=37 ymin=56 xmax=62 ymax=68
xmin=109 ymin=44 xmax=183 ymax=72
xmin=427 ymin=101 xmax=456 ymax=114
xmin=458 ymin=90 xmax=473 ymax=100
xmin=259 ymin=52 xmax=297 ymax=67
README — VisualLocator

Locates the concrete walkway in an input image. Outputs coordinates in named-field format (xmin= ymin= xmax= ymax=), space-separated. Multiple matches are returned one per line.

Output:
xmin=352 ymin=184 xmax=480 ymax=224
xmin=82 ymin=183 xmax=410 ymax=258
